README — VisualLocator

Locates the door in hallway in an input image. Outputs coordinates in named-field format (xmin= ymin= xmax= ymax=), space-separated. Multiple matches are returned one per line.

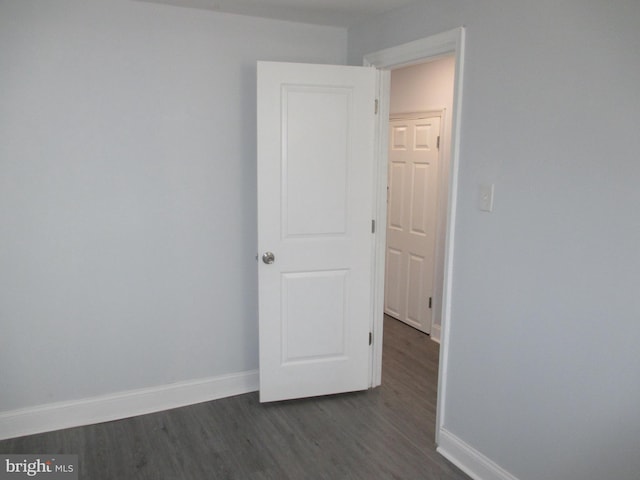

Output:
xmin=385 ymin=115 xmax=441 ymax=334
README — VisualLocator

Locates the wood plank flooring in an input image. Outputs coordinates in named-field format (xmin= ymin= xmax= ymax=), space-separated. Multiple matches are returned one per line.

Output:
xmin=0 ymin=317 xmax=470 ymax=479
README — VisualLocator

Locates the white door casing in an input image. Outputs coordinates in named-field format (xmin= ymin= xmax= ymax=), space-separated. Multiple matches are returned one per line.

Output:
xmin=257 ymin=61 xmax=377 ymax=403
xmin=364 ymin=27 xmax=466 ymax=444
xmin=385 ymin=115 xmax=441 ymax=334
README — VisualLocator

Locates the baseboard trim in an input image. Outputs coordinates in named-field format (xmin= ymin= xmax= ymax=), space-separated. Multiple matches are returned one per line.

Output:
xmin=431 ymin=324 xmax=442 ymax=344
xmin=0 ymin=370 xmax=259 ymax=441
xmin=437 ymin=427 xmax=520 ymax=480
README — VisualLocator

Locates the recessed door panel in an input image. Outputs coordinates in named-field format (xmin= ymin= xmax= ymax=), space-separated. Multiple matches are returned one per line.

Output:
xmin=391 ymin=125 xmax=409 ymax=150
xmin=406 ymin=254 xmax=425 ymax=326
xmin=414 ymin=122 xmax=434 ymax=150
xmin=282 ymin=270 xmax=347 ymax=362
xmin=283 ymin=87 xmax=350 ymax=238
xmin=384 ymin=248 xmax=403 ymax=318
xmin=410 ymin=163 xmax=431 ymax=236
xmin=388 ymin=162 xmax=405 ymax=230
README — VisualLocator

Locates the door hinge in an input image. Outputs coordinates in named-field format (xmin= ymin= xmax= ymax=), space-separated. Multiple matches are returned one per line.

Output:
xmin=436 ymin=136 xmax=440 ymax=150
xmin=369 ymin=332 xmax=373 ymax=345
xmin=428 ymin=297 xmax=432 ymax=309
xmin=374 ymin=99 xmax=379 ymax=115
xmin=371 ymin=219 xmax=376 ymax=233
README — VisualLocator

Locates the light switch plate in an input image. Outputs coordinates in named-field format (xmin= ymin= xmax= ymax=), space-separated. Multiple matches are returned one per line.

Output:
xmin=479 ymin=184 xmax=494 ymax=212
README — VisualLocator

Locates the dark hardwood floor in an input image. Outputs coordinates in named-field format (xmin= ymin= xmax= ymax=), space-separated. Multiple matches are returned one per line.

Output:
xmin=0 ymin=317 xmax=470 ymax=479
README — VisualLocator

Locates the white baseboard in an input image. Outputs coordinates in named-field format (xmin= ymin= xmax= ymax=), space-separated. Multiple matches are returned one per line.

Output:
xmin=437 ymin=427 xmax=520 ymax=480
xmin=431 ymin=323 xmax=442 ymax=343
xmin=0 ymin=370 xmax=259 ymax=441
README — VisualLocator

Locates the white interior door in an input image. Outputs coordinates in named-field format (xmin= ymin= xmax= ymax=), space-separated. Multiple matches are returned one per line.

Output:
xmin=385 ymin=115 xmax=441 ymax=333
xmin=257 ymin=61 xmax=377 ymax=403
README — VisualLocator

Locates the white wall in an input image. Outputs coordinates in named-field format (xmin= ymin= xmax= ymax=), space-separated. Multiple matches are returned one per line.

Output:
xmin=390 ymin=57 xmax=455 ymax=115
xmin=390 ymin=57 xmax=455 ymax=341
xmin=0 ymin=0 xmax=345 ymax=416
xmin=350 ymin=1 xmax=640 ymax=480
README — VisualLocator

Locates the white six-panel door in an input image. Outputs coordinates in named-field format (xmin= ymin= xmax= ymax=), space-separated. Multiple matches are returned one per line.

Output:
xmin=257 ymin=61 xmax=377 ymax=402
xmin=385 ymin=115 xmax=441 ymax=334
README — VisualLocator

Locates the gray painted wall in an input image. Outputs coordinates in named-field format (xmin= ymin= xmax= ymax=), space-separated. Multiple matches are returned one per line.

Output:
xmin=0 ymin=0 xmax=346 ymax=412
xmin=349 ymin=1 xmax=640 ymax=479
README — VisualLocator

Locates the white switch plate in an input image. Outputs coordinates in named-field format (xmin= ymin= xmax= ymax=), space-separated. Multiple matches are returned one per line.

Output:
xmin=479 ymin=184 xmax=494 ymax=212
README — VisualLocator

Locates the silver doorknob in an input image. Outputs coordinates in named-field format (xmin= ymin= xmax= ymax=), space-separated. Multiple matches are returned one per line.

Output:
xmin=262 ymin=252 xmax=275 ymax=264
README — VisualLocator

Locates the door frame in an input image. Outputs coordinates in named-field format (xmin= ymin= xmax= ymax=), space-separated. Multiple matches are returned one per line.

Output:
xmin=386 ymin=110 xmax=445 ymax=335
xmin=364 ymin=27 xmax=466 ymax=445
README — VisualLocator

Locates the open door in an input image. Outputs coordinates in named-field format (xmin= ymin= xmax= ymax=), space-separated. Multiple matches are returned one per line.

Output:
xmin=257 ymin=61 xmax=377 ymax=402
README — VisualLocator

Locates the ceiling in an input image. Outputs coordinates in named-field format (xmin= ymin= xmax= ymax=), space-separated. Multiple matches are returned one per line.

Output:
xmin=135 ymin=0 xmax=419 ymax=27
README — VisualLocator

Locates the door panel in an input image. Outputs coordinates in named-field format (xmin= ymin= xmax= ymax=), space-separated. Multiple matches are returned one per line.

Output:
xmin=384 ymin=116 xmax=441 ymax=333
xmin=407 ymin=254 xmax=425 ymax=324
xmin=282 ymin=270 xmax=347 ymax=362
xmin=385 ymin=247 xmax=403 ymax=318
xmin=257 ymin=61 xmax=377 ymax=402
xmin=283 ymin=86 xmax=350 ymax=237
xmin=388 ymin=161 xmax=406 ymax=230
xmin=411 ymin=163 xmax=431 ymax=234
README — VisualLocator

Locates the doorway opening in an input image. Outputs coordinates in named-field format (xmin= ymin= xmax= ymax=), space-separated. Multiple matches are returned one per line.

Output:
xmin=365 ymin=27 xmax=466 ymax=445
xmin=384 ymin=55 xmax=454 ymax=339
